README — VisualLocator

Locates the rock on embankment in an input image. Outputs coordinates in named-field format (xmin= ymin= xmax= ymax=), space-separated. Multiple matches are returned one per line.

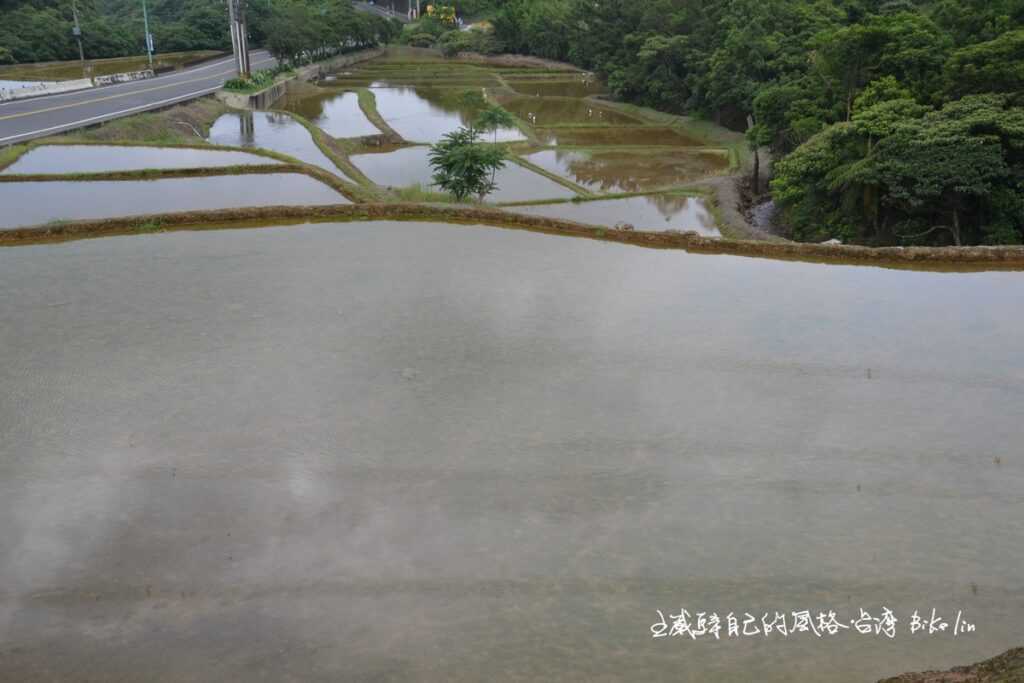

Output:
xmin=878 ymin=647 xmax=1024 ymax=682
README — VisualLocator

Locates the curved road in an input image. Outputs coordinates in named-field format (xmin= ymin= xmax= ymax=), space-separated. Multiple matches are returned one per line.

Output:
xmin=353 ymin=2 xmax=412 ymax=21
xmin=0 ymin=50 xmax=275 ymax=146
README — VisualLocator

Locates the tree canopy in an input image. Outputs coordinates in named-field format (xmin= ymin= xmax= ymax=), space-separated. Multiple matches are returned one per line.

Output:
xmin=484 ymin=0 xmax=1024 ymax=245
xmin=0 ymin=0 xmax=398 ymax=65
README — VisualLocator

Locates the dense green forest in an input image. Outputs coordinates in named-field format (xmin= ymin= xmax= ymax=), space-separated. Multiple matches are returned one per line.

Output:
xmin=481 ymin=0 xmax=1024 ymax=245
xmin=0 ymin=1 xmax=397 ymax=67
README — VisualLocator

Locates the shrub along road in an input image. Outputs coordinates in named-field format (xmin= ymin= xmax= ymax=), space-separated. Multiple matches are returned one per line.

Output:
xmin=0 ymin=51 xmax=275 ymax=146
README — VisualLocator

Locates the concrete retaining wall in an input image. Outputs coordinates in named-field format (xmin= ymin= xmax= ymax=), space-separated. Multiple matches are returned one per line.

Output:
xmin=0 ymin=78 xmax=92 ymax=102
xmin=93 ymin=69 xmax=154 ymax=86
xmin=216 ymin=49 xmax=384 ymax=111
xmin=0 ymin=68 xmax=155 ymax=102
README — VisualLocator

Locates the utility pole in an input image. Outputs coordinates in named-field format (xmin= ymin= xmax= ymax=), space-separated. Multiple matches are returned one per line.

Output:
xmin=141 ymin=0 xmax=154 ymax=69
xmin=228 ymin=0 xmax=251 ymax=78
xmin=70 ymin=0 xmax=85 ymax=67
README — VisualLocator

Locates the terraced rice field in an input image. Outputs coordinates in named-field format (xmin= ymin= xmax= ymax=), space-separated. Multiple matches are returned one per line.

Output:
xmin=1 ymin=50 xmax=739 ymax=236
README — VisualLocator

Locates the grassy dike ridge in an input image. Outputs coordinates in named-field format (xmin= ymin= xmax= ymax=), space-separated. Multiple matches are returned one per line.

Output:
xmin=355 ymin=88 xmax=404 ymax=142
xmin=3 ymin=203 xmax=1024 ymax=270
xmin=279 ymin=109 xmax=384 ymax=199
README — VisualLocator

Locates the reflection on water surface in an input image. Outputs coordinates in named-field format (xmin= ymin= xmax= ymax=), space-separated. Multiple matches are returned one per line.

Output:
xmin=0 ymin=221 xmax=1021 ymax=681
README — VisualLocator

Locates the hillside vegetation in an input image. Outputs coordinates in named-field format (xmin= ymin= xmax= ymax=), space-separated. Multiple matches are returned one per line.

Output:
xmin=480 ymin=0 xmax=1024 ymax=246
xmin=0 ymin=0 xmax=397 ymax=67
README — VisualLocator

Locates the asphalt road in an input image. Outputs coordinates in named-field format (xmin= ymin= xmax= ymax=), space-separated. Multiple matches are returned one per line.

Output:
xmin=0 ymin=50 xmax=276 ymax=146
xmin=353 ymin=1 xmax=412 ymax=21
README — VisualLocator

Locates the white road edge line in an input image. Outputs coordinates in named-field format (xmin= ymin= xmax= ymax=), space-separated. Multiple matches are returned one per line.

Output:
xmin=0 ymin=86 xmax=220 ymax=144
xmin=0 ymin=52 xmax=269 ymax=110
xmin=0 ymin=57 xmax=276 ymax=144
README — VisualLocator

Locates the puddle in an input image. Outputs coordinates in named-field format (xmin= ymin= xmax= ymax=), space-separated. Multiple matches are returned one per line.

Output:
xmin=505 ymin=79 xmax=606 ymax=98
xmin=279 ymin=85 xmax=382 ymax=138
xmin=351 ymin=146 xmax=435 ymax=188
xmin=523 ymin=148 xmax=727 ymax=193
xmin=371 ymin=87 xmax=526 ymax=143
xmin=501 ymin=97 xmax=641 ymax=126
xmin=534 ymin=127 xmax=703 ymax=147
xmin=2 ymin=144 xmax=278 ymax=175
xmin=0 ymin=174 xmax=347 ymax=228
xmin=206 ymin=111 xmax=354 ymax=181
xmin=506 ymin=195 xmax=719 ymax=235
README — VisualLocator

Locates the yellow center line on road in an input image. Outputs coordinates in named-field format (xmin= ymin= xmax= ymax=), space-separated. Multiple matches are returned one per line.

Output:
xmin=0 ymin=57 xmax=276 ymax=123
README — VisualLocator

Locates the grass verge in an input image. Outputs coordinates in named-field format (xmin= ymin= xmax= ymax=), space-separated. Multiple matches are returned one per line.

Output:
xmin=43 ymin=98 xmax=230 ymax=145
xmin=0 ymin=145 xmax=29 ymax=173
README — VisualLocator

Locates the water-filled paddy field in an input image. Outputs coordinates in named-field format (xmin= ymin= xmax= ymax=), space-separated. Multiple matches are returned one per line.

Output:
xmin=4 ymin=50 xmax=1018 ymax=683
xmin=1 ymin=220 xmax=1021 ymax=682
xmin=509 ymin=194 xmax=720 ymax=235
xmin=279 ymin=85 xmax=383 ymax=138
xmin=1 ymin=51 xmax=732 ymax=227
xmin=1 ymin=144 xmax=276 ymax=175
xmin=206 ymin=111 xmax=355 ymax=180
xmin=0 ymin=174 xmax=346 ymax=228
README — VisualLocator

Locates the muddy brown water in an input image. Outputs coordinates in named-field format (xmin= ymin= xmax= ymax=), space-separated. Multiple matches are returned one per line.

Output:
xmin=2 ymin=144 xmax=278 ymax=175
xmin=507 ymin=194 xmax=720 ymax=236
xmin=371 ymin=86 xmax=526 ymax=143
xmin=0 ymin=175 xmax=347 ymax=228
xmin=534 ymin=127 xmax=705 ymax=147
xmin=505 ymin=79 xmax=607 ymax=98
xmin=206 ymin=111 xmax=355 ymax=182
xmin=279 ymin=86 xmax=383 ymax=139
xmin=524 ymin=148 xmax=729 ymax=194
xmin=502 ymin=97 xmax=643 ymax=127
xmin=0 ymin=220 xmax=1021 ymax=681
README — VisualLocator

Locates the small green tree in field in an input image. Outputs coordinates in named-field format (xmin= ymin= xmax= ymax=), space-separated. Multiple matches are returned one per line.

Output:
xmin=475 ymin=104 xmax=517 ymax=143
xmin=428 ymin=126 xmax=507 ymax=202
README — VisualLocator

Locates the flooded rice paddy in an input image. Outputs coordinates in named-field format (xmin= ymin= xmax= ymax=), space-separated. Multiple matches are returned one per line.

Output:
xmin=501 ymin=97 xmax=642 ymax=127
xmin=206 ymin=111 xmax=354 ymax=181
xmin=488 ymin=162 xmax=579 ymax=203
xmin=279 ymin=85 xmax=383 ymax=139
xmin=371 ymin=86 xmax=526 ymax=143
xmin=0 ymin=174 xmax=346 ymax=228
xmin=351 ymin=145 xmax=436 ymax=188
xmin=1 ymin=220 xmax=1021 ymax=682
xmin=524 ymin=148 xmax=729 ymax=194
xmin=505 ymin=79 xmax=607 ymax=98
xmin=2 ymin=144 xmax=277 ymax=175
xmin=535 ymin=126 xmax=705 ymax=147
xmin=509 ymin=194 xmax=720 ymax=235
xmin=350 ymin=145 xmax=579 ymax=201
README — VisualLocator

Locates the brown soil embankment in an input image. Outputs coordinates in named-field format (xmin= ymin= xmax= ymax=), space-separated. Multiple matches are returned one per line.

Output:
xmin=3 ymin=203 xmax=1024 ymax=271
